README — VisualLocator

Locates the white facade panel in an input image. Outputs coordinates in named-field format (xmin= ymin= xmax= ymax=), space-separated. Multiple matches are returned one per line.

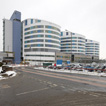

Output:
xmin=3 ymin=19 xmax=13 ymax=51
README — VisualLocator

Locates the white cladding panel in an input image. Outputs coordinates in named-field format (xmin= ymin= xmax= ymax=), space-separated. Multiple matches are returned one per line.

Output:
xmin=4 ymin=19 xmax=13 ymax=51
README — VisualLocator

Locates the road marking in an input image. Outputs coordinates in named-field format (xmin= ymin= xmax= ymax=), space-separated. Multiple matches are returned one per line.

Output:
xmin=49 ymin=85 xmax=54 ymax=87
xmin=89 ymin=94 xmax=99 ymax=97
xmin=68 ymin=88 xmax=76 ymax=91
xmin=78 ymin=91 xmax=81 ymax=92
xmin=43 ymin=81 xmax=46 ymax=83
xmin=16 ymin=87 xmax=49 ymax=96
xmin=34 ymin=70 xmax=106 ymax=84
xmin=83 ymin=92 xmax=87 ymax=94
xmin=61 ymin=86 xmax=65 ymax=88
xmin=53 ymin=84 xmax=57 ymax=86
xmin=21 ymin=70 xmax=106 ymax=88
xmin=2 ymin=84 xmax=10 ymax=89
xmin=47 ymin=82 xmax=52 ymax=84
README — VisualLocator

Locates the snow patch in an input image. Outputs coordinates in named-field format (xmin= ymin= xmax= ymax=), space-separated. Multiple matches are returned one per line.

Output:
xmin=0 ymin=67 xmax=2 ymax=73
xmin=5 ymin=71 xmax=17 ymax=77
xmin=0 ymin=71 xmax=17 ymax=80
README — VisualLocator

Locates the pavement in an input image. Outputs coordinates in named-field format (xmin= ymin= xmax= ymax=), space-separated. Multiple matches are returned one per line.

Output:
xmin=0 ymin=66 xmax=106 ymax=106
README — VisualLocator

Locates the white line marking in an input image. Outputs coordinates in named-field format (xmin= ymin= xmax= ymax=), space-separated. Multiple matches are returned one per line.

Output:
xmin=53 ymin=84 xmax=57 ymax=86
xmin=69 ymin=88 xmax=76 ymax=91
xmin=61 ymin=86 xmax=65 ymax=88
xmin=89 ymin=94 xmax=99 ymax=97
xmin=47 ymin=82 xmax=52 ymax=84
xmin=16 ymin=87 xmax=49 ymax=96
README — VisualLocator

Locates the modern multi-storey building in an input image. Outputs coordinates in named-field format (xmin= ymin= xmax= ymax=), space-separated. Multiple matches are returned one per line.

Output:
xmin=61 ymin=30 xmax=99 ymax=62
xmin=22 ymin=18 xmax=61 ymax=65
xmin=86 ymin=39 xmax=99 ymax=57
xmin=61 ymin=30 xmax=86 ymax=55
xmin=3 ymin=10 xmax=21 ymax=64
xmin=3 ymin=10 xmax=100 ymax=64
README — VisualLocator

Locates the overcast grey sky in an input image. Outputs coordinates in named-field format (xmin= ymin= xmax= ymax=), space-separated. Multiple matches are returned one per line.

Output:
xmin=0 ymin=0 xmax=106 ymax=59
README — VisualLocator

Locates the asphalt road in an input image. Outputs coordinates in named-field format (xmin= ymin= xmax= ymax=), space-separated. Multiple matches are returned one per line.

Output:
xmin=0 ymin=66 xmax=106 ymax=106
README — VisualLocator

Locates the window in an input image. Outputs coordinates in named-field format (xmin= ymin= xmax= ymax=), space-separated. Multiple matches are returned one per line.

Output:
xmin=31 ymin=26 xmax=34 ymax=29
xmin=48 ymin=35 xmax=51 ymax=38
xmin=61 ymin=32 xmax=63 ymax=36
xmin=72 ymin=33 xmax=75 ymax=35
xmin=37 ymin=44 xmax=41 ymax=47
xmin=48 ymin=26 xmax=52 ymax=28
xmin=45 ymin=30 xmax=60 ymax=36
xmin=66 ymin=32 xmax=68 ymax=35
xmin=45 ymin=26 xmax=60 ymax=31
xmin=48 ymin=40 xmax=51 ymax=42
xmin=25 ymin=20 xmax=27 ymax=26
xmin=37 ymin=20 xmax=41 ymax=22
xmin=31 ymin=31 xmax=33 ymax=34
xmin=31 ymin=19 xmax=33 ymax=24
xmin=48 ymin=30 xmax=51 ymax=33
xmin=45 ymin=44 xmax=60 ymax=48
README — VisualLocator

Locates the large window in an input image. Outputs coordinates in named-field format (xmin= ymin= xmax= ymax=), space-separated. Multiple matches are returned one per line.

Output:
xmin=61 ymin=40 xmax=77 ymax=43
xmin=25 ymin=54 xmax=54 ymax=57
xmin=61 ymin=43 xmax=77 ymax=46
xmin=31 ymin=19 xmax=33 ymax=24
xmin=25 ymin=20 xmax=27 ymax=26
xmin=61 ymin=37 xmax=77 ymax=40
xmin=25 ymin=35 xmax=44 ymax=39
xmin=61 ymin=50 xmax=77 ymax=52
xmin=66 ymin=32 xmax=68 ymax=35
xmin=45 ymin=35 xmax=60 ymax=40
xmin=45 ymin=44 xmax=60 ymax=49
xmin=24 ymin=44 xmax=43 ymax=48
xmin=45 ymin=25 xmax=60 ymax=32
xmin=45 ymin=39 xmax=60 ymax=44
xmin=25 ymin=30 xmax=44 ymax=35
xmin=45 ymin=30 xmax=60 ymax=36
xmin=25 ymin=39 xmax=44 ymax=43
xmin=24 ymin=25 xmax=44 ymax=31
xmin=61 ymin=32 xmax=63 ymax=36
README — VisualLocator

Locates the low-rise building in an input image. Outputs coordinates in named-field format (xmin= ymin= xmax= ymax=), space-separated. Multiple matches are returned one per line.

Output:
xmin=0 ymin=52 xmax=14 ymax=63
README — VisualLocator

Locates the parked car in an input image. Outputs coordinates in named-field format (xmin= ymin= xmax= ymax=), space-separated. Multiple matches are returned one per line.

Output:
xmin=64 ymin=66 xmax=71 ymax=70
xmin=76 ymin=66 xmax=83 ymax=71
xmin=97 ymin=66 xmax=106 ymax=72
xmin=48 ymin=65 xmax=54 ymax=69
xmin=84 ymin=65 xmax=94 ymax=72
xmin=56 ymin=66 xmax=64 ymax=69
xmin=94 ymin=65 xmax=101 ymax=71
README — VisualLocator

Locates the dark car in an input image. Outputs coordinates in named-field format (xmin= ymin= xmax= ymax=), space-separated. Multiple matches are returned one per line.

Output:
xmin=64 ymin=66 xmax=71 ymax=70
xmin=98 ymin=66 xmax=106 ymax=72
xmin=48 ymin=65 xmax=54 ymax=69
xmin=56 ymin=66 xmax=64 ymax=69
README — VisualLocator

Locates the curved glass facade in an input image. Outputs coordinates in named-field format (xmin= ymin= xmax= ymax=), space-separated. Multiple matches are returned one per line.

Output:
xmin=86 ymin=39 xmax=99 ymax=56
xmin=61 ymin=31 xmax=85 ymax=54
xmin=23 ymin=18 xmax=61 ymax=65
